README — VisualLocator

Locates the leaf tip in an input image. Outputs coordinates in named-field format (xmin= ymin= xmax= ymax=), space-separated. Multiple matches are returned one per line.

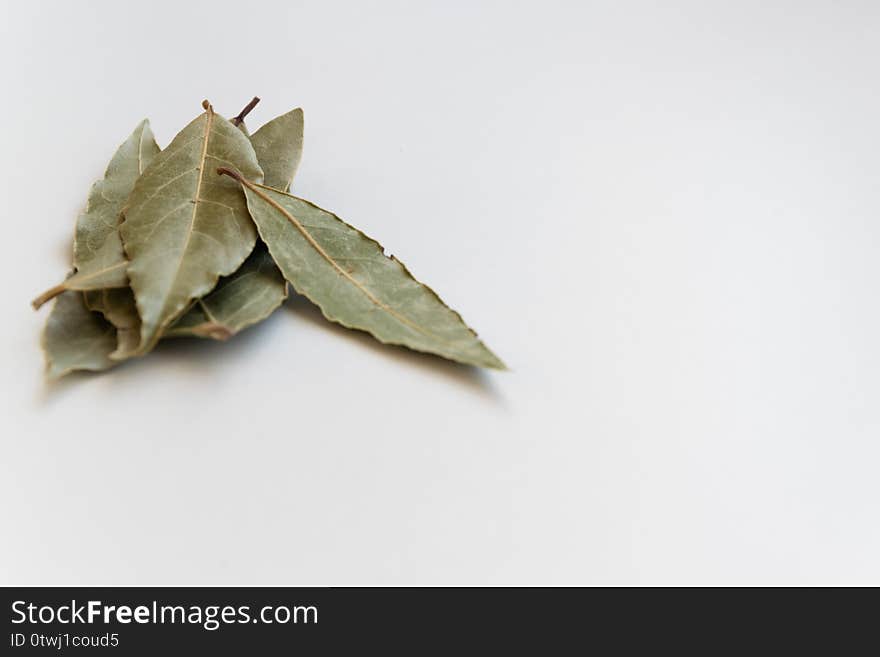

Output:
xmin=483 ymin=352 xmax=508 ymax=371
xmin=202 ymin=99 xmax=212 ymax=112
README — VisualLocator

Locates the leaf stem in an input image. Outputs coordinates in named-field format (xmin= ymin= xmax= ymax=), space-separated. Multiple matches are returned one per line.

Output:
xmin=217 ymin=167 xmax=244 ymax=182
xmin=31 ymin=283 xmax=67 ymax=310
xmin=231 ymin=97 xmax=260 ymax=126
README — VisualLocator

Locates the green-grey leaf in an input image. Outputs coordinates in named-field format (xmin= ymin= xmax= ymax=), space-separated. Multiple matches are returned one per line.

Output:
xmin=166 ymin=243 xmax=287 ymax=340
xmin=120 ymin=101 xmax=264 ymax=355
xmin=164 ymin=109 xmax=302 ymax=341
xmin=250 ymin=108 xmax=303 ymax=191
xmin=73 ymin=120 xmax=159 ymax=270
xmin=219 ymin=170 xmax=505 ymax=369
xmin=32 ymin=120 xmax=160 ymax=309
xmin=42 ymin=290 xmax=117 ymax=379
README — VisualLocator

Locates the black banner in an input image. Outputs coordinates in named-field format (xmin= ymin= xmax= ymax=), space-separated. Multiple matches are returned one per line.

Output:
xmin=0 ymin=587 xmax=872 ymax=653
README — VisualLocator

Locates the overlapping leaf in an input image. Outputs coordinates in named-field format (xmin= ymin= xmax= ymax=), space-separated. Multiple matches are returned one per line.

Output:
xmin=166 ymin=244 xmax=287 ymax=340
xmin=120 ymin=101 xmax=263 ymax=354
xmin=219 ymin=170 xmax=505 ymax=369
xmin=161 ymin=106 xmax=301 ymax=341
xmin=250 ymin=108 xmax=303 ymax=191
xmin=42 ymin=289 xmax=117 ymax=379
xmin=32 ymin=121 xmax=159 ymax=309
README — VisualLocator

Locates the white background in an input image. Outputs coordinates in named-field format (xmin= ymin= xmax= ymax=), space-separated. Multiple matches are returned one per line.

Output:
xmin=2 ymin=1 xmax=879 ymax=585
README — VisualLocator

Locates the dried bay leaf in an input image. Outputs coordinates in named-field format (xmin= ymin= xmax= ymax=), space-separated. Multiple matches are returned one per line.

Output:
xmin=32 ymin=120 xmax=160 ymax=309
xmin=218 ymin=169 xmax=505 ymax=369
xmin=73 ymin=120 xmax=159 ymax=275
xmin=166 ymin=244 xmax=287 ymax=340
xmin=166 ymin=106 xmax=303 ymax=341
xmin=120 ymin=101 xmax=264 ymax=355
xmin=250 ymin=108 xmax=303 ymax=191
xmin=42 ymin=290 xmax=117 ymax=379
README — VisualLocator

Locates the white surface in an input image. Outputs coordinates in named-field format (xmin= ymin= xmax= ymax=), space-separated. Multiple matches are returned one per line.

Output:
xmin=2 ymin=1 xmax=879 ymax=585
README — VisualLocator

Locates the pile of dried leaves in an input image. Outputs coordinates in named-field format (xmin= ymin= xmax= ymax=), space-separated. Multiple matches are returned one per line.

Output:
xmin=32 ymin=98 xmax=504 ymax=378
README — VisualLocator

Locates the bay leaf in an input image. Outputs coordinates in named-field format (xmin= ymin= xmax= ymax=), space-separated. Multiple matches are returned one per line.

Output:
xmin=120 ymin=101 xmax=264 ymax=355
xmin=218 ymin=169 xmax=505 ymax=369
xmin=165 ymin=106 xmax=303 ymax=341
xmin=166 ymin=243 xmax=287 ymax=340
xmin=42 ymin=290 xmax=117 ymax=379
xmin=250 ymin=108 xmax=303 ymax=191
xmin=32 ymin=120 xmax=160 ymax=309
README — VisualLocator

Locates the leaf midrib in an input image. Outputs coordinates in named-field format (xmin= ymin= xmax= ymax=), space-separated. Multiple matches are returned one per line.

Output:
xmin=156 ymin=107 xmax=214 ymax=328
